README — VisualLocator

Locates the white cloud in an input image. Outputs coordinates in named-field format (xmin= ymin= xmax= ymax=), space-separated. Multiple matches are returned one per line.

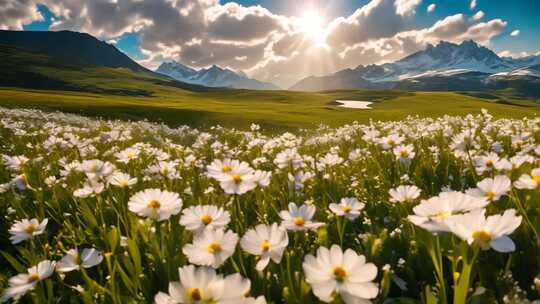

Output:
xmin=0 ymin=0 xmax=515 ymax=87
xmin=471 ymin=11 xmax=484 ymax=21
xmin=497 ymin=50 xmax=527 ymax=58
xmin=427 ymin=4 xmax=436 ymax=13
xmin=510 ymin=29 xmax=520 ymax=37
xmin=0 ymin=0 xmax=43 ymax=30
xmin=326 ymin=0 xmax=418 ymax=49
xmin=470 ymin=0 xmax=477 ymax=10
xmin=394 ymin=0 xmax=422 ymax=16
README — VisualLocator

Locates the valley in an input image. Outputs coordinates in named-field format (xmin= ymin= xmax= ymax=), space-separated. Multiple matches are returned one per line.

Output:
xmin=0 ymin=30 xmax=539 ymax=131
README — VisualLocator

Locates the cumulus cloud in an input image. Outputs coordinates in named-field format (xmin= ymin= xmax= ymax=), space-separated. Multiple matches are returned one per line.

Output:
xmin=0 ymin=0 xmax=512 ymax=87
xmin=497 ymin=50 xmax=530 ymax=58
xmin=252 ymin=11 xmax=508 ymax=87
xmin=427 ymin=4 xmax=436 ymax=13
xmin=510 ymin=29 xmax=520 ymax=37
xmin=394 ymin=0 xmax=422 ymax=16
xmin=0 ymin=0 xmax=43 ymax=30
xmin=471 ymin=11 xmax=484 ymax=21
xmin=326 ymin=0 xmax=418 ymax=49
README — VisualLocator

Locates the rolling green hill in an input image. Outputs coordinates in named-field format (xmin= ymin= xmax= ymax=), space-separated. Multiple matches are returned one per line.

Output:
xmin=0 ymin=30 xmax=150 ymax=72
xmin=0 ymin=31 xmax=539 ymax=131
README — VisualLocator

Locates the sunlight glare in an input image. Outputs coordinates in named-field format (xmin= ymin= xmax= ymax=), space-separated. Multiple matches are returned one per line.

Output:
xmin=300 ymin=10 xmax=326 ymax=45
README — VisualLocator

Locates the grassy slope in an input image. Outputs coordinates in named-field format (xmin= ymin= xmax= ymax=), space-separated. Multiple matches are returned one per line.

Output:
xmin=0 ymin=45 xmax=539 ymax=131
xmin=1 ymin=88 xmax=539 ymax=131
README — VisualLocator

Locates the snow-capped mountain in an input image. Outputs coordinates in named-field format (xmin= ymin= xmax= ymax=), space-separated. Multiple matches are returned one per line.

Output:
xmin=290 ymin=40 xmax=540 ymax=92
xmin=156 ymin=61 xmax=279 ymax=90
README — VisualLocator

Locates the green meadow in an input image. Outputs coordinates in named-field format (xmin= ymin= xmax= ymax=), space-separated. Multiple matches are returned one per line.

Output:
xmin=1 ymin=45 xmax=539 ymax=131
xmin=0 ymin=87 xmax=539 ymax=131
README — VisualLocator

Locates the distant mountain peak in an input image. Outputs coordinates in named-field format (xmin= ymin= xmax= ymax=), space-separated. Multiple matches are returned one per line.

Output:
xmin=290 ymin=39 xmax=540 ymax=92
xmin=156 ymin=60 xmax=279 ymax=90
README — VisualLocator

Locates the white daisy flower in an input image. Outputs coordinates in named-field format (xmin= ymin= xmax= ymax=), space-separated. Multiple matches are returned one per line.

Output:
xmin=73 ymin=179 xmax=105 ymax=198
xmin=329 ymin=198 xmax=365 ymax=220
xmin=182 ymin=228 xmax=239 ymax=268
xmin=56 ymin=248 xmax=104 ymax=273
xmin=0 ymin=260 xmax=55 ymax=302
xmin=280 ymin=202 xmax=324 ymax=231
xmin=408 ymin=191 xmax=488 ymax=232
xmin=446 ymin=209 xmax=522 ymax=252
xmin=274 ymin=148 xmax=304 ymax=170
xmin=465 ymin=175 xmax=511 ymax=201
xmin=303 ymin=245 xmax=378 ymax=303
xmin=473 ymin=153 xmax=503 ymax=174
xmin=389 ymin=185 xmax=421 ymax=203
xmin=206 ymin=159 xmax=235 ymax=180
xmin=108 ymin=172 xmax=137 ymax=188
xmin=115 ymin=147 xmax=140 ymax=163
xmin=79 ymin=159 xmax=115 ymax=180
xmin=379 ymin=134 xmax=404 ymax=150
xmin=393 ymin=144 xmax=415 ymax=163
xmin=252 ymin=170 xmax=272 ymax=187
xmin=240 ymin=223 xmax=289 ymax=271
xmin=128 ymin=189 xmax=183 ymax=221
xmin=154 ymin=265 xmax=250 ymax=304
xmin=514 ymin=168 xmax=540 ymax=190
xmin=213 ymin=161 xmax=257 ymax=195
xmin=2 ymin=155 xmax=29 ymax=172
xmin=179 ymin=205 xmax=231 ymax=233
xmin=9 ymin=218 xmax=48 ymax=244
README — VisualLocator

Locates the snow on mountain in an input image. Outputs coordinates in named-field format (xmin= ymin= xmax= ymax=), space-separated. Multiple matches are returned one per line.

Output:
xmin=356 ymin=40 xmax=516 ymax=82
xmin=290 ymin=40 xmax=540 ymax=91
xmin=156 ymin=61 xmax=279 ymax=90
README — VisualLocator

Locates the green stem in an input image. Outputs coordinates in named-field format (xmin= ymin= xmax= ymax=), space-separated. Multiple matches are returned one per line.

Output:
xmin=510 ymin=189 xmax=540 ymax=246
xmin=427 ymin=236 xmax=448 ymax=304
xmin=453 ymin=246 xmax=479 ymax=304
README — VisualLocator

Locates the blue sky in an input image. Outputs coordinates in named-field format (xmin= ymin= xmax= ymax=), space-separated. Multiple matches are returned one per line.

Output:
xmin=12 ymin=0 xmax=540 ymax=86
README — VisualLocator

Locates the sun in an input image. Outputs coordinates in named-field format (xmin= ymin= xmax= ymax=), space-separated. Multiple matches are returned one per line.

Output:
xmin=299 ymin=10 xmax=326 ymax=44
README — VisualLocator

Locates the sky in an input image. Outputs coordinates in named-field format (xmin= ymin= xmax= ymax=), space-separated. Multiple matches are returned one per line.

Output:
xmin=2 ymin=0 xmax=539 ymax=88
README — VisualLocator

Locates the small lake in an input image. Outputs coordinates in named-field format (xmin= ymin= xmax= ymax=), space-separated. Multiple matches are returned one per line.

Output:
xmin=335 ymin=100 xmax=373 ymax=109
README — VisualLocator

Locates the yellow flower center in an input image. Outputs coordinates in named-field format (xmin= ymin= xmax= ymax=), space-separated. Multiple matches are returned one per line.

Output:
xmin=485 ymin=160 xmax=493 ymax=167
xmin=89 ymin=164 xmax=98 ymax=172
xmin=293 ymin=217 xmax=305 ymax=226
xmin=27 ymin=273 xmax=40 ymax=283
xmin=387 ymin=139 xmax=395 ymax=145
xmin=533 ymin=175 xmax=540 ymax=184
xmin=434 ymin=211 xmax=451 ymax=219
xmin=232 ymin=174 xmax=242 ymax=183
xmin=201 ymin=214 xmax=213 ymax=225
xmin=147 ymin=200 xmax=161 ymax=209
xmin=332 ymin=266 xmax=347 ymax=282
xmin=120 ymin=180 xmax=129 ymax=187
xmin=341 ymin=205 xmax=352 ymax=213
xmin=222 ymin=165 xmax=232 ymax=173
xmin=187 ymin=288 xmax=202 ymax=301
xmin=261 ymin=240 xmax=270 ymax=252
xmin=207 ymin=242 xmax=222 ymax=253
xmin=127 ymin=152 xmax=135 ymax=159
xmin=400 ymin=150 xmax=409 ymax=157
xmin=24 ymin=224 xmax=36 ymax=234
xmin=485 ymin=191 xmax=496 ymax=199
xmin=472 ymin=230 xmax=492 ymax=244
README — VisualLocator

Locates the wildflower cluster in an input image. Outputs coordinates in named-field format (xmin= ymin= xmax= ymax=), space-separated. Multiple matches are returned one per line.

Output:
xmin=0 ymin=108 xmax=539 ymax=303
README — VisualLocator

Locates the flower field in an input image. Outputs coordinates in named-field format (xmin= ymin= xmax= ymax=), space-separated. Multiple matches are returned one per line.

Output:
xmin=0 ymin=107 xmax=539 ymax=303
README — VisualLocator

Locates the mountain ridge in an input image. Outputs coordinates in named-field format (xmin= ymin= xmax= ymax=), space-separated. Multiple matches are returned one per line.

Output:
xmin=0 ymin=30 xmax=153 ymax=74
xmin=290 ymin=40 xmax=540 ymax=94
xmin=156 ymin=61 xmax=280 ymax=90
